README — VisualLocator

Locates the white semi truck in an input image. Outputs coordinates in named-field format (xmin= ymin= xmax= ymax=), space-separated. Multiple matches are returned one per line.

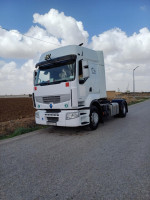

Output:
xmin=33 ymin=45 xmax=128 ymax=130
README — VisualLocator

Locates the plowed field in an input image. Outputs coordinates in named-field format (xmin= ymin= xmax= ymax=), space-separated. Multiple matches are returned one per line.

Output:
xmin=0 ymin=98 xmax=35 ymax=122
xmin=0 ymin=98 xmax=35 ymax=136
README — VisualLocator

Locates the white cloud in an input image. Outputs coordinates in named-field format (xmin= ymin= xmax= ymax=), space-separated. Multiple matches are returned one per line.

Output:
xmin=0 ymin=59 xmax=35 ymax=95
xmin=0 ymin=9 xmax=88 ymax=59
xmin=33 ymin=8 xmax=89 ymax=46
xmin=0 ymin=25 xmax=60 ymax=59
xmin=90 ymin=27 xmax=150 ymax=92
xmin=0 ymin=9 xmax=150 ymax=94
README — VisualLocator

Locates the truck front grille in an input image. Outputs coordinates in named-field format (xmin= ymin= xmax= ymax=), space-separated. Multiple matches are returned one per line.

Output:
xmin=43 ymin=96 xmax=60 ymax=104
xmin=36 ymin=94 xmax=70 ymax=104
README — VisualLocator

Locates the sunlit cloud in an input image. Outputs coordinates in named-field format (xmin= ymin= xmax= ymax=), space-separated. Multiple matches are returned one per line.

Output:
xmin=0 ymin=9 xmax=150 ymax=94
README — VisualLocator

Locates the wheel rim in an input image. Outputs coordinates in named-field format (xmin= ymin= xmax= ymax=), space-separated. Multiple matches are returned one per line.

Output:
xmin=123 ymin=105 xmax=126 ymax=114
xmin=91 ymin=112 xmax=99 ymax=126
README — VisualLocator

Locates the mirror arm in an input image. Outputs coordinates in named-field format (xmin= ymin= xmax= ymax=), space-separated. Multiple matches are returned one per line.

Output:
xmin=79 ymin=77 xmax=89 ymax=84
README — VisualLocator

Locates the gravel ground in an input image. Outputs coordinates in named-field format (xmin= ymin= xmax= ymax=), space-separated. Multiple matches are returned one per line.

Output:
xmin=0 ymin=100 xmax=150 ymax=200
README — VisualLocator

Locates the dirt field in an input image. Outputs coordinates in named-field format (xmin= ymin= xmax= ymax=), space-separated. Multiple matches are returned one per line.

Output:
xmin=107 ymin=91 xmax=150 ymax=104
xmin=0 ymin=98 xmax=35 ymax=136
xmin=0 ymin=98 xmax=35 ymax=122
xmin=0 ymin=93 xmax=149 ymax=136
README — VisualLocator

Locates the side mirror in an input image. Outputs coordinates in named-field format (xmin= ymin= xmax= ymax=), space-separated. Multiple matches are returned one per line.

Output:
xmin=79 ymin=78 xmax=85 ymax=84
xmin=82 ymin=60 xmax=89 ymax=78
xmin=79 ymin=77 xmax=89 ymax=84
xmin=33 ymin=70 xmax=37 ymax=85
xmin=34 ymin=70 xmax=37 ymax=77
xmin=82 ymin=60 xmax=88 ymax=68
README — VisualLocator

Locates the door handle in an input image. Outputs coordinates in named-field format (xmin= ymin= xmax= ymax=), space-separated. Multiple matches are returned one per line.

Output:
xmin=89 ymin=87 xmax=92 ymax=92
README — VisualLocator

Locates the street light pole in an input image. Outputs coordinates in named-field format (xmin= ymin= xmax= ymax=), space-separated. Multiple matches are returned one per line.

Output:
xmin=133 ymin=66 xmax=139 ymax=93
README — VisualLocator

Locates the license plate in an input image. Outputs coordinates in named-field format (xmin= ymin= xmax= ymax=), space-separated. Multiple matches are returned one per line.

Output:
xmin=47 ymin=122 xmax=56 ymax=125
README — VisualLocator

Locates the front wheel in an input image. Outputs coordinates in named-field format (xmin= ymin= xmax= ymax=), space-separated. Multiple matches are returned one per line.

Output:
xmin=89 ymin=106 xmax=99 ymax=130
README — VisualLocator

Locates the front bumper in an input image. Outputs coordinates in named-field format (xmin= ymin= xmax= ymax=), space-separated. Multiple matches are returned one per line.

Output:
xmin=35 ymin=109 xmax=90 ymax=127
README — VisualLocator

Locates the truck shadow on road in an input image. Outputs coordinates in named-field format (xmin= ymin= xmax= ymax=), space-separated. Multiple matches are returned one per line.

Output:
xmin=47 ymin=126 xmax=90 ymax=136
xmin=46 ymin=116 xmax=121 ymax=136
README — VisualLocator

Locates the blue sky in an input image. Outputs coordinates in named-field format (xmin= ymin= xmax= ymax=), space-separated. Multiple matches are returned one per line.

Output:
xmin=0 ymin=0 xmax=150 ymax=37
xmin=0 ymin=0 xmax=150 ymax=94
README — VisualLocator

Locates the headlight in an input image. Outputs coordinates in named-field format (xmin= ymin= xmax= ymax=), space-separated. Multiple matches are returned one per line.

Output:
xmin=66 ymin=112 xmax=79 ymax=120
xmin=35 ymin=111 xmax=39 ymax=118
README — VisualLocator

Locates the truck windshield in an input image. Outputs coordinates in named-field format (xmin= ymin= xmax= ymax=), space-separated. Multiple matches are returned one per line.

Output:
xmin=35 ymin=60 xmax=76 ymax=86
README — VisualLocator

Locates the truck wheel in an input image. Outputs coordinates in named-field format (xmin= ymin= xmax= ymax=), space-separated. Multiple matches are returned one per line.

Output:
xmin=89 ymin=106 xmax=99 ymax=130
xmin=119 ymin=102 xmax=126 ymax=117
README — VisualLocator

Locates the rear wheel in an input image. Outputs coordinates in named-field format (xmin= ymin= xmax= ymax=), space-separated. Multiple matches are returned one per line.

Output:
xmin=119 ymin=102 xmax=126 ymax=117
xmin=89 ymin=106 xmax=99 ymax=130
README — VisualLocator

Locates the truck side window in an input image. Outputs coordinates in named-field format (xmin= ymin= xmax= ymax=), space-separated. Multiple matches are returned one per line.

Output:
xmin=79 ymin=60 xmax=83 ymax=80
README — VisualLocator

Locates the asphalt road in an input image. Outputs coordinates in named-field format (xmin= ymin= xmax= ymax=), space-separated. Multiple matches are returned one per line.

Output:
xmin=0 ymin=100 xmax=150 ymax=200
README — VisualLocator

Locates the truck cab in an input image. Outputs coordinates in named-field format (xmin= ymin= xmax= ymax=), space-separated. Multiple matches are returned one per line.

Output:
xmin=33 ymin=45 xmax=128 ymax=130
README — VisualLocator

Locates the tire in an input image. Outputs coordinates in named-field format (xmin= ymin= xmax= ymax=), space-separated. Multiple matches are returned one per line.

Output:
xmin=119 ymin=102 xmax=126 ymax=117
xmin=89 ymin=106 xmax=99 ymax=130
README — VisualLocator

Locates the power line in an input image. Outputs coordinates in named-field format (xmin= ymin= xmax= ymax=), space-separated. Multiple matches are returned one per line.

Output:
xmin=0 ymin=26 xmax=61 ymax=46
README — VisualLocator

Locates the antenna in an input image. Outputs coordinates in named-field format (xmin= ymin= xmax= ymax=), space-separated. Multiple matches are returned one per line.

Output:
xmin=79 ymin=43 xmax=83 ymax=46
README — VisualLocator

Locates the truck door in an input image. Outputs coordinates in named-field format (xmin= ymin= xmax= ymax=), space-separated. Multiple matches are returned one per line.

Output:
xmin=88 ymin=61 xmax=100 ymax=94
xmin=78 ymin=60 xmax=90 ymax=104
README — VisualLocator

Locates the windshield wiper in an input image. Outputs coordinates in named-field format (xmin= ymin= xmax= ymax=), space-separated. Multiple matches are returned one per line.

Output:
xmin=54 ymin=80 xmax=70 ymax=84
xmin=38 ymin=82 xmax=51 ymax=86
xmin=36 ymin=79 xmax=73 ymax=86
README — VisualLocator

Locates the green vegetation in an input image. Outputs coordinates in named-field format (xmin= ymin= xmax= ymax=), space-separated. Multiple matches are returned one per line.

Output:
xmin=0 ymin=125 xmax=47 ymax=140
xmin=128 ymin=97 xmax=150 ymax=106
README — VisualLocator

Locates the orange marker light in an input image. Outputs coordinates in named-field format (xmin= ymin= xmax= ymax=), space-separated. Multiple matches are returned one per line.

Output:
xmin=66 ymin=82 xmax=69 ymax=87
